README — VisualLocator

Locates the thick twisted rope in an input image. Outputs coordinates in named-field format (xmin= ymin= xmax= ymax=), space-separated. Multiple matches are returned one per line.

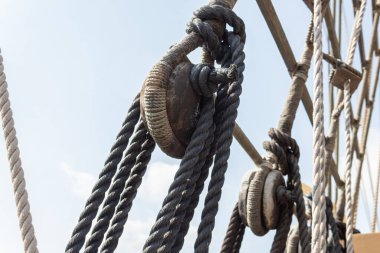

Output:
xmin=83 ymin=120 xmax=148 ymax=253
xmin=170 ymin=126 xmax=217 ymax=253
xmin=343 ymin=80 xmax=354 ymax=253
xmin=65 ymin=94 xmax=140 ymax=253
xmin=270 ymin=202 xmax=291 ymax=253
xmin=194 ymin=32 xmax=244 ymax=253
xmin=265 ymin=128 xmax=310 ymax=253
xmin=142 ymin=96 xmax=215 ymax=253
xmin=99 ymin=132 xmax=155 ymax=253
xmin=220 ymin=203 xmax=245 ymax=253
xmin=312 ymin=0 xmax=327 ymax=252
xmin=158 ymin=98 xmax=215 ymax=253
xmin=0 ymin=51 xmax=39 ymax=253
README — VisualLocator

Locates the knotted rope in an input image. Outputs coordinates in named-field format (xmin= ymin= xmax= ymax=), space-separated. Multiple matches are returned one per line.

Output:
xmin=0 ymin=50 xmax=39 ymax=253
xmin=264 ymin=129 xmax=309 ymax=253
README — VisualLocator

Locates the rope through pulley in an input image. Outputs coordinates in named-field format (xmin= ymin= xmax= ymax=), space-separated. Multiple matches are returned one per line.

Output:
xmin=66 ymin=2 xmax=246 ymax=253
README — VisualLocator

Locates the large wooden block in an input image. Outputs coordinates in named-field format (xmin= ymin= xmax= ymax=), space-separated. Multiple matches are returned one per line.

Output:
xmin=353 ymin=233 xmax=380 ymax=253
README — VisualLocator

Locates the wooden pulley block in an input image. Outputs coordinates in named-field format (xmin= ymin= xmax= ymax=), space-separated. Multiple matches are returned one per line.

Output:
xmin=246 ymin=163 xmax=271 ymax=236
xmin=262 ymin=169 xmax=285 ymax=230
xmin=140 ymin=58 xmax=201 ymax=158
xmin=238 ymin=170 xmax=256 ymax=226
xmin=328 ymin=58 xmax=362 ymax=93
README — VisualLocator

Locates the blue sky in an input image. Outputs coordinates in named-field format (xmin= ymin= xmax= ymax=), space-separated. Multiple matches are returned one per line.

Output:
xmin=0 ymin=0 xmax=379 ymax=252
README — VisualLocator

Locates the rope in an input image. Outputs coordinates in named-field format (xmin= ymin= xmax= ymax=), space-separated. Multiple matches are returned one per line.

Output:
xmin=157 ymin=98 xmax=215 ymax=253
xmin=372 ymin=143 xmax=380 ymax=232
xmin=0 ymin=50 xmax=39 ymax=253
xmin=65 ymin=94 xmax=140 ymax=253
xmin=170 ymin=129 xmax=216 ymax=253
xmin=264 ymin=129 xmax=309 ymax=253
xmin=194 ymin=32 xmax=244 ymax=253
xmin=343 ymin=80 xmax=354 ymax=253
xmin=142 ymin=96 xmax=215 ymax=253
xmin=312 ymin=1 xmax=327 ymax=252
xmin=220 ymin=203 xmax=245 ymax=253
xmin=99 ymin=132 xmax=155 ymax=252
xmin=83 ymin=120 xmax=149 ymax=253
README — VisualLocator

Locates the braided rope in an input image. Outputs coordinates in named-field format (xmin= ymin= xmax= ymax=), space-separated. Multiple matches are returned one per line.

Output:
xmin=65 ymin=94 xmax=140 ymax=253
xmin=0 ymin=51 xmax=39 ymax=253
xmin=83 ymin=121 xmax=147 ymax=253
xmin=99 ymin=133 xmax=155 ymax=253
xmin=312 ymin=0 xmax=327 ymax=252
xmin=343 ymin=80 xmax=354 ymax=253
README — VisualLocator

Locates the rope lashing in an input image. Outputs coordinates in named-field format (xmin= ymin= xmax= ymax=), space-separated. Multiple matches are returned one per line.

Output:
xmin=190 ymin=63 xmax=238 ymax=97
xmin=312 ymin=0 xmax=327 ymax=252
xmin=0 ymin=50 xmax=39 ymax=253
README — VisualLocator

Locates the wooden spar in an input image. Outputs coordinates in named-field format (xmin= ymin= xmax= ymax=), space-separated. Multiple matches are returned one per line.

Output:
xmin=256 ymin=0 xmax=314 ymax=125
xmin=233 ymin=123 xmax=263 ymax=166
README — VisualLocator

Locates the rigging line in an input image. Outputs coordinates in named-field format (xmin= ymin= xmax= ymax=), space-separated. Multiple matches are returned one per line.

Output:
xmin=372 ymin=92 xmax=380 ymax=232
xmin=365 ymin=149 xmax=376 ymax=201
xmin=0 ymin=50 xmax=39 ymax=253
xmin=312 ymin=0 xmax=327 ymax=252
xmin=357 ymin=161 xmax=374 ymax=230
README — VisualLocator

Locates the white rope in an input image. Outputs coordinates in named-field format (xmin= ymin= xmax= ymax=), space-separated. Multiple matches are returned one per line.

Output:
xmin=344 ymin=80 xmax=354 ymax=253
xmin=0 ymin=50 xmax=39 ymax=253
xmin=312 ymin=0 xmax=326 ymax=252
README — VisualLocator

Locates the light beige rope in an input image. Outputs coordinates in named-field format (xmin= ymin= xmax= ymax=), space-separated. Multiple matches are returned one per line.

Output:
xmin=372 ymin=141 xmax=380 ymax=232
xmin=312 ymin=0 xmax=327 ymax=252
xmin=0 ymin=50 xmax=39 ymax=253
xmin=343 ymin=80 xmax=354 ymax=253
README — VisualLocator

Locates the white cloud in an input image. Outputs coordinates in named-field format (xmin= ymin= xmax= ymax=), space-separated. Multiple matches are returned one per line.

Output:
xmin=60 ymin=162 xmax=96 ymax=199
xmin=139 ymin=162 xmax=178 ymax=203
xmin=116 ymin=218 xmax=197 ymax=252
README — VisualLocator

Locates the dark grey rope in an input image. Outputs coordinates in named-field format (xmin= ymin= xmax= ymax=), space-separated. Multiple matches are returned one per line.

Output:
xmin=170 ymin=131 xmax=217 ymax=253
xmin=83 ymin=120 xmax=149 ymax=253
xmin=99 ymin=132 xmax=155 ymax=253
xmin=264 ymin=128 xmax=310 ymax=253
xmin=270 ymin=193 xmax=292 ymax=253
xmin=220 ymin=203 xmax=245 ymax=253
xmin=194 ymin=32 xmax=245 ymax=253
xmin=159 ymin=98 xmax=216 ymax=253
xmin=142 ymin=95 xmax=216 ymax=253
xmin=65 ymin=94 xmax=141 ymax=253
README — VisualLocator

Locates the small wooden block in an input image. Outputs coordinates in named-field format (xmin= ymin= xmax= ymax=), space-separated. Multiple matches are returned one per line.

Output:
xmin=353 ymin=233 xmax=380 ymax=253
xmin=330 ymin=63 xmax=362 ymax=93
